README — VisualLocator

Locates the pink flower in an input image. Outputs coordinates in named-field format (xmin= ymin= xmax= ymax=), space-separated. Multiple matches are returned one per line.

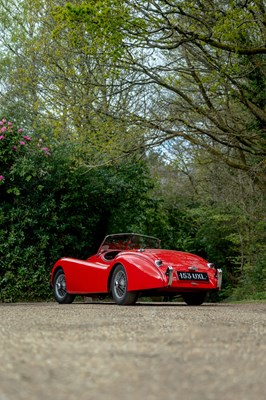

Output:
xmin=0 ymin=135 xmax=4 ymax=140
xmin=20 ymin=141 xmax=25 ymax=146
xmin=8 ymin=121 xmax=12 ymax=126
xmin=41 ymin=147 xmax=51 ymax=156
xmin=23 ymin=135 xmax=31 ymax=141
xmin=13 ymin=146 xmax=17 ymax=151
xmin=0 ymin=175 xmax=4 ymax=181
xmin=0 ymin=121 xmax=3 ymax=126
xmin=2 ymin=119 xmax=6 ymax=123
xmin=18 ymin=128 xmax=23 ymax=133
xmin=1 ymin=126 xmax=7 ymax=133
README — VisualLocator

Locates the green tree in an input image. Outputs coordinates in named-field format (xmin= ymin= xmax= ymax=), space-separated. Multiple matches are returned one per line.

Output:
xmin=0 ymin=0 xmax=145 ymax=164
xmin=53 ymin=0 xmax=266 ymax=189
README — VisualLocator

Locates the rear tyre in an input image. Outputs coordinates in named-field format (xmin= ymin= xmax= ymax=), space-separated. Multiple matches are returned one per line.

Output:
xmin=53 ymin=269 xmax=76 ymax=304
xmin=182 ymin=292 xmax=207 ymax=306
xmin=111 ymin=264 xmax=138 ymax=305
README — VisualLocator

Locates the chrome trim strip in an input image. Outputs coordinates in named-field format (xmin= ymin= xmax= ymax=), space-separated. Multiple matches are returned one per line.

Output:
xmin=188 ymin=266 xmax=198 ymax=271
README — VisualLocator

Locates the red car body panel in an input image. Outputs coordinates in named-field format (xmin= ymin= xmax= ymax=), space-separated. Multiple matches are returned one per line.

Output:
xmin=50 ymin=233 xmax=222 ymax=298
xmin=52 ymin=258 xmax=110 ymax=294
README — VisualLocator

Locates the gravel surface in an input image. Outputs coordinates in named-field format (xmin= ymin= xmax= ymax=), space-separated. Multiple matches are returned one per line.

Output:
xmin=0 ymin=301 xmax=265 ymax=400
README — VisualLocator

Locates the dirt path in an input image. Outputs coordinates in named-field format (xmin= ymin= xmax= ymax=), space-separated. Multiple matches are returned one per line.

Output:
xmin=0 ymin=301 xmax=265 ymax=400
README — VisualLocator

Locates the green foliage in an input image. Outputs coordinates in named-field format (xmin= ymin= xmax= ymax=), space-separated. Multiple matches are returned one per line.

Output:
xmin=228 ymin=259 xmax=266 ymax=301
xmin=53 ymin=0 xmax=127 ymax=59
xmin=147 ymin=150 xmax=266 ymax=302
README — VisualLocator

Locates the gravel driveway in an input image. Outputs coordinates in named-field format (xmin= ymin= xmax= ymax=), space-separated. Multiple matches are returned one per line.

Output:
xmin=0 ymin=301 xmax=265 ymax=400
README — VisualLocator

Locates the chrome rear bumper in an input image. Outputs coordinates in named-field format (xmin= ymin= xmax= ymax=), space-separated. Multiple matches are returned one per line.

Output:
xmin=166 ymin=266 xmax=174 ymax=286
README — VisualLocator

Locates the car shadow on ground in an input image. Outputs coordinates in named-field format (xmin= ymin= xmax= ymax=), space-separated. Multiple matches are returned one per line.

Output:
xmin=75 ymin=300 xmax=223 ymax=307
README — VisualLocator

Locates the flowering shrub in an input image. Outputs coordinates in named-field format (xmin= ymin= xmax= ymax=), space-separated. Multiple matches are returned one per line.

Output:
xmin=0 ymin=116 xmax=54 ymax=300
xmin=0 ymin=118 xmax=51 ymax=187
xmin=0 ymin=118 xmax=30 ymax=184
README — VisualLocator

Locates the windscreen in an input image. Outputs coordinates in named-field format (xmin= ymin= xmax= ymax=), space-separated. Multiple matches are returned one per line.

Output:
xmin=102 ymin=234 xmax=160 ymax=251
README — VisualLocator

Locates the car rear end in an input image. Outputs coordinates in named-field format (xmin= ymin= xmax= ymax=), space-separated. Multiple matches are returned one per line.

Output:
xmin=147 ymin=249 xmax=222 ymax=293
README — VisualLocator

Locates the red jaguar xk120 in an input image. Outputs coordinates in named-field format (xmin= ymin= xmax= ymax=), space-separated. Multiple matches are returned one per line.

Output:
xmin=50 ymin=233 xmax=222 ymax=306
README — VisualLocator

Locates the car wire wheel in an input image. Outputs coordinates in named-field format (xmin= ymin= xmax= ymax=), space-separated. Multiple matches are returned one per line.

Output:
xmin=53 ymin=270 xmax=75 ymax=304
xmin=111 ymin=264 xmax=138 ymax=305
xmin=114 ymin=270 xmax=127 ymax=297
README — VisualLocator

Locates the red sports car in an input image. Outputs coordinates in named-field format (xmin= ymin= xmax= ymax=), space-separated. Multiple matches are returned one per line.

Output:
xmin=50 ymin=233 xmax=222 ymax=305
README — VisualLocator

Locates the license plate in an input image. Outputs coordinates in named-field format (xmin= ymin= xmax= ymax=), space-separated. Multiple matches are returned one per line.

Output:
xmin=177 ymin=272 xmax=209 ymax=281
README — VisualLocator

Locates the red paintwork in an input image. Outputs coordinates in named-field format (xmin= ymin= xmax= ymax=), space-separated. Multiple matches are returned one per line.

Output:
xmin=50 ymin=233 xmax=222 ymax=297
